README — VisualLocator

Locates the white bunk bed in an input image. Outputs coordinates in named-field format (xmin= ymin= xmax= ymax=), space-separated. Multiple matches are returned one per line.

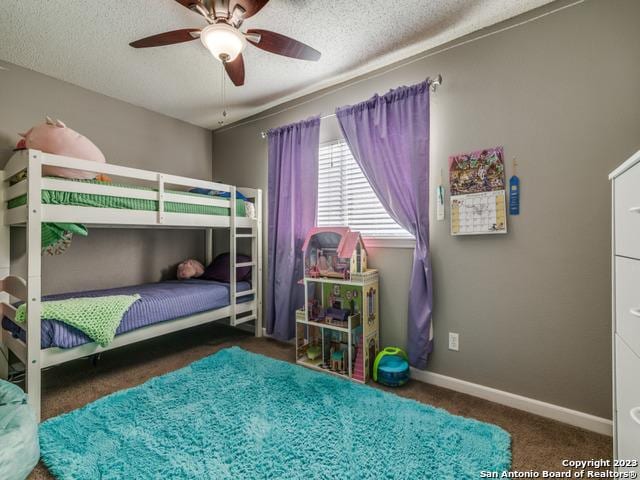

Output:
xmin=0 ymin=149 xmax=263 ymax=422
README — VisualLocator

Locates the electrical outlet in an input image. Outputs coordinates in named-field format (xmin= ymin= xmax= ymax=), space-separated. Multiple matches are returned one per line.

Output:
xmin=448 ymin=332 xmax=459 ymax=351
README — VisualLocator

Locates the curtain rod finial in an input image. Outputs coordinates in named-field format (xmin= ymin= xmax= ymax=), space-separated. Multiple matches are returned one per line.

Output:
xmin=428 ymin=74 xmax=443 ymax=92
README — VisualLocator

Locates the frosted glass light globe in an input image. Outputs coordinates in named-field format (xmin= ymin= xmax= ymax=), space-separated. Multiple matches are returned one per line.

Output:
xmin=200 ymin=23 xmax=246 ymax=62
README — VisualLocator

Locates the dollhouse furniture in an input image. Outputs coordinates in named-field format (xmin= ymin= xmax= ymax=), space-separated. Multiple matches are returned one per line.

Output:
xmin=296 ymin=226 xmax=379 ymax=383
xmin=302 ymin=227 xmax=368 ymax=281
xmin=330 ymin=350 xmax=344 ymax=371
xmin=306 ymin=343 xmax=321 ymax=360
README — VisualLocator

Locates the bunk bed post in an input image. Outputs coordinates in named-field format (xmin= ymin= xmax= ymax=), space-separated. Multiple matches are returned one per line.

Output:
xmin=26 ymin=150 xmax=43 ymax=422
xmin=255 ymin=189 xmax=263 ymax=337
xmin=157 ymin=173 xmax=165 ymax=224
xmin=0 ymin=169 xmax=9 ymax=380
xmin=230 ymin=186 xmax=237 ymax=326
xmin=205 ymin=229 xmax=214 ymax=265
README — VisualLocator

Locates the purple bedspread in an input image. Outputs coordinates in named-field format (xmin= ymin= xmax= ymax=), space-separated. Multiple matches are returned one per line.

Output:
xmin=1 ymin=279 xmax=252 ymax=349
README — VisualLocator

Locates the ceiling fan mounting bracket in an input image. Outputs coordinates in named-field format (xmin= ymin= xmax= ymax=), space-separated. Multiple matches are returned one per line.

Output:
xmin=213 ymin=0 xmax=230 ymax=20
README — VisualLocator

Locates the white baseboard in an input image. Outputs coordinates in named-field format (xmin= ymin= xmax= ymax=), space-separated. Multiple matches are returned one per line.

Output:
xmin=410 ymin=368 xmax=613 ymax=436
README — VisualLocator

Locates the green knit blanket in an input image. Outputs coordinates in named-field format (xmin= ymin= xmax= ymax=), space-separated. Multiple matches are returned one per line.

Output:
xmin=15 ymin=295 xmax=141 ymax=347
xmin=42 ymin=223 xmax=88 ymax=255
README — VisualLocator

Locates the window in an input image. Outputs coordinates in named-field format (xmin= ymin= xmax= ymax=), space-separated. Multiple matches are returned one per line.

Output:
xmin=317 ymin=140 xmax=412 ymax=239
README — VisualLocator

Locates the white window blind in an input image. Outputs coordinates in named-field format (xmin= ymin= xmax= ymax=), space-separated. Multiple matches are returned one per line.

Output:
xmin=317 ymin=140 xmax=411 ymax=238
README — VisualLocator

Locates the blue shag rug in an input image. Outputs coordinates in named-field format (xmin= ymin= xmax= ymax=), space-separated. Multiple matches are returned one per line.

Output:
xmin=39 ymin=347 xmax=511 ymax=479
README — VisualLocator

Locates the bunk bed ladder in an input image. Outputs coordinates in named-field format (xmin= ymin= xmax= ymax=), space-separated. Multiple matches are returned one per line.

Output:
xmin=230 ymin=186 xmax=237 ymax=326
xmin=255 ymin=189 xmax=263 ymax=337
xmin=230 ymin=189 xmax=262 ymax=337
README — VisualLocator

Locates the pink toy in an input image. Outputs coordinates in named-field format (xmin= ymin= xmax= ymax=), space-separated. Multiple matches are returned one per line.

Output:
xmin=18 ymin=116 xmax=106 ymax=179
xmin=177 ymin=259 xmax=205 ymax=280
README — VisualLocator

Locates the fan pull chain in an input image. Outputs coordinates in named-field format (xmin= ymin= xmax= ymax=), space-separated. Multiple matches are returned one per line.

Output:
xmin=219 ymin=63 xmax=228 ymax=126
xmin=222 ymin=67 xmax=227 ymax=118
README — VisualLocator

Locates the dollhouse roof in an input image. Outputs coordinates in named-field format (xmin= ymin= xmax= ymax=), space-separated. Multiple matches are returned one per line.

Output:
xmin=302 ymin=226 xmax=366 ymax=259
xmin=339 ymin=231 xmax=365 ymax=258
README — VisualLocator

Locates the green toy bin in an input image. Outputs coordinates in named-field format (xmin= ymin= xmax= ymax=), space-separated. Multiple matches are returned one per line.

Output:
xmin=373 ymin=347 xmax=410 ymax=387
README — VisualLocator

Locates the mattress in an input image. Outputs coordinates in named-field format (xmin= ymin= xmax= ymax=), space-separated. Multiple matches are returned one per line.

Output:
xmin=8 ymin=177 xmax=247 ymax=217
xmin=1 ymin=279 xmax=252 ymax=349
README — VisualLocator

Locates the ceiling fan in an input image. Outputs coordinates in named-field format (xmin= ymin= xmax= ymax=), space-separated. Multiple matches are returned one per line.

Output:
xmin=129 ymin=0 xmax=321 ymax=87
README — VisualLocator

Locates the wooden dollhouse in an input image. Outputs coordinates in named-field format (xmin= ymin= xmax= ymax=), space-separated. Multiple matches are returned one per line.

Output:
xmin=302 ymin=227 xmax=368 ymax=281
xmin=296 ymin=227 xmax=379 ymax=383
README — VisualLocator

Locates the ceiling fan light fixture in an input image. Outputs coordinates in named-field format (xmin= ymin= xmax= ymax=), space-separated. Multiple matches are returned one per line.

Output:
xmin=200 ymin=23 xmax=246 ymax=63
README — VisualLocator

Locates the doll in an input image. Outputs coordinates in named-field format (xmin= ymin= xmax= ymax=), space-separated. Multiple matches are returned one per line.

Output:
xmin=177 ymin=259 xmax=205 ymax=280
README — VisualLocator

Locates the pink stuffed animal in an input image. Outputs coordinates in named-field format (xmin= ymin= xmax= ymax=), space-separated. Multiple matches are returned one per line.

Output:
xmin=177 ymin=259 xmax=205 ymax=280
xmin=19 ymin=116 xmax=106 ymax=179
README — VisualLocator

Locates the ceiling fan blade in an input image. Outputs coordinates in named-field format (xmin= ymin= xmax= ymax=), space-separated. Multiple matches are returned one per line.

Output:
xmin=129 ymin=29 xmax=201 ymax=48
xmin=246 ymin=29 xmax=321 ymax=61
xmin=224 ymin=54 xmax=245 ymax=86
xmin=229 ymin=0 xmax=269 ymax=19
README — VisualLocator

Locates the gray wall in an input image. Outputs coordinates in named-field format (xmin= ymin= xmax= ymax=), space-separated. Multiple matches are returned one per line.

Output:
xmin=0 ymin=62 xmax=213 ymax=295
xmin=212 ymin=0 xmax=640 ymax=418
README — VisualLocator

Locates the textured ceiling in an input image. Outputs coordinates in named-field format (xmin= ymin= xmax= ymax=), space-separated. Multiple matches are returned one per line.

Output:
xmin=0 ymin=0 xmax=552 ymax=129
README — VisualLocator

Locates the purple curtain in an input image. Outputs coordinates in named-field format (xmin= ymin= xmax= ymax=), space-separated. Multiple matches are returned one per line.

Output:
xmin=335 ymin=81 xmax=433 ymax=369
xmin=266 ymin=117 xmax=320 ymax=340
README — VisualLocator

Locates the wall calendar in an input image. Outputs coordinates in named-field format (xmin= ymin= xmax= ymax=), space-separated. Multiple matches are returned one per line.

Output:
xmin=449 ymin=146 xmax=507 ymax=236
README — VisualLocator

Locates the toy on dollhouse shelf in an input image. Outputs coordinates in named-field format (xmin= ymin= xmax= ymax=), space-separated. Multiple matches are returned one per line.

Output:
xmin=295 ymin=319 xmax=323 ymax=363
xmin=302 ymin=227 xmax=369 ymax=281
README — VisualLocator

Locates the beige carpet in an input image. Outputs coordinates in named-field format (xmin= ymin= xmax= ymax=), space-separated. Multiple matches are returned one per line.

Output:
xmin=25 ymin=323 xmax=611 ymax=478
